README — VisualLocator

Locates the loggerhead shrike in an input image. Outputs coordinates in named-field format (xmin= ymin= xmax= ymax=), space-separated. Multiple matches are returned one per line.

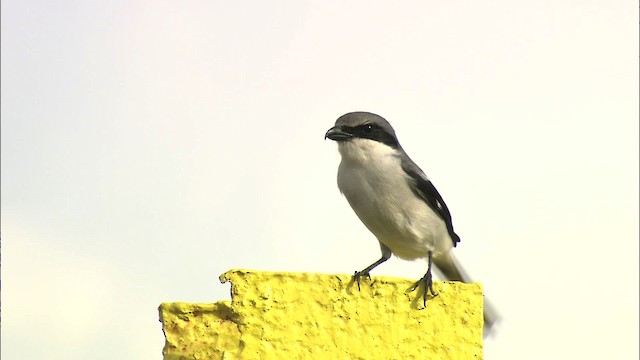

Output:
xmin=325 ymin=111 xmax=498 ymax=336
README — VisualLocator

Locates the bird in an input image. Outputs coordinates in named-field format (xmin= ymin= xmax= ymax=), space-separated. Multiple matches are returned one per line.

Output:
xmin=325 ymin=111 xmax=498 ymax=336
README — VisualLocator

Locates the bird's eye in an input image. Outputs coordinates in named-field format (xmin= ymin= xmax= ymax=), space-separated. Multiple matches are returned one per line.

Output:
xmin=362 ymin=124 xmax=375 ymax=135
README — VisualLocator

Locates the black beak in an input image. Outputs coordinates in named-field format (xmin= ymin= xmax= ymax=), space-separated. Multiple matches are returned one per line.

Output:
xmin=325 ymin=126 xmax=352 ymax=141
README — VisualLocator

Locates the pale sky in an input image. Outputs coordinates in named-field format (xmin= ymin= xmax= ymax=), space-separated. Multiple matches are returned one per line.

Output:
xmin=2 ymin=1 xmax=638 ymax=359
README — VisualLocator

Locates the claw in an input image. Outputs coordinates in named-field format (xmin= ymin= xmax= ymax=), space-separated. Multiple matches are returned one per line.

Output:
xmin=351 ymin=254 xmax=390 ymax=292
xmin=410 ymin=271 xmax=438 ymax=307
xmin=353 ymin=270 xmax=371 ymax=291
xmin=410 ymin=251 xmax=438 ymax=307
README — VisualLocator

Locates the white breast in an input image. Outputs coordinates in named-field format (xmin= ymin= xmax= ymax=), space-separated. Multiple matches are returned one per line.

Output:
xmin=336 ymin=139 xmax=452 ymax=260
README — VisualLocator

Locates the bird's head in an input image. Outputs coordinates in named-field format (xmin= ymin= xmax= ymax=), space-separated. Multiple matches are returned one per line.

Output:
xmin=324 ymin=112 xmax=400 ymax=149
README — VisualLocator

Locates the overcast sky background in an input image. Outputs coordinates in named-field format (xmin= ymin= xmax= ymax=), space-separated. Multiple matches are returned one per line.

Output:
xmin=2 ymin=1 xmax=638 ymax=359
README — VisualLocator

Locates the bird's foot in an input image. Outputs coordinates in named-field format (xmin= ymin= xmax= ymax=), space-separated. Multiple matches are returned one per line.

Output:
xmin=410 ymin=269 xmax=438 ymax=307
xmin=353 ymin=270 xmax=371 ymax=291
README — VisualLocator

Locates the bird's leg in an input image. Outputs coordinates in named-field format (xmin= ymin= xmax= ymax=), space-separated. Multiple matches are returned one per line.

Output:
xmin=353 ymin=255 xmax=390 ymax=291
xmin=410 ymin=251 xmax=438 ymax=307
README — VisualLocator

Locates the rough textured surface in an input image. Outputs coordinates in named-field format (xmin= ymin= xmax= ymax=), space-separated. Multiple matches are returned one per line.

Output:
xmin=159 ymin=269 xmax=483 ymax=359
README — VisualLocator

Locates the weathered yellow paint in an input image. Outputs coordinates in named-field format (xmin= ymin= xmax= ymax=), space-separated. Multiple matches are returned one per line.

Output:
xmin=159 ymin=269 xmax=483 ymax=359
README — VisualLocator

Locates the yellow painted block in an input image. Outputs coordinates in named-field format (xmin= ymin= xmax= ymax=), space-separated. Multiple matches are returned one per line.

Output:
xmin=159 ymin=269 xmax=483 ymax=359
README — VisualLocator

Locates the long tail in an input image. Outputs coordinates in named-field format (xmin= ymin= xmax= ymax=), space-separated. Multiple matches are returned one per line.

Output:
xmin=433 ymin=252 xmax=500 ymax=338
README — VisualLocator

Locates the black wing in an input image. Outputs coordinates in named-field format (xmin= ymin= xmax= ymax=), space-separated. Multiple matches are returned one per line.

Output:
xmin=401 ymin=160 xmax=461 ymax=247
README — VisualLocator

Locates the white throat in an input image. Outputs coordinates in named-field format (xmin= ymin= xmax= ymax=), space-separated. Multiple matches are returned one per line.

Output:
xmin=337 ymin=138 xmax=399 ymax=166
